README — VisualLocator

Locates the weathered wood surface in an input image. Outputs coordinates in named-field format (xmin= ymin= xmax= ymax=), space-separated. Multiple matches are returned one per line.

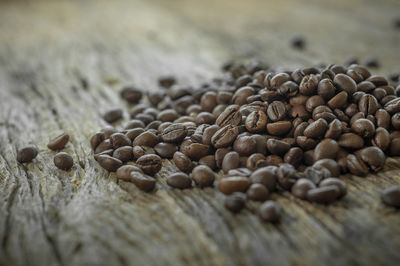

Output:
xmin=0 ymin=0 xmax=400 ymax=265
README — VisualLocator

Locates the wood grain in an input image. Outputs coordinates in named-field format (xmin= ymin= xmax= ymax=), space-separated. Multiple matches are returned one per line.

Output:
xmin=0 ymin=0 xmax=400 ymax=265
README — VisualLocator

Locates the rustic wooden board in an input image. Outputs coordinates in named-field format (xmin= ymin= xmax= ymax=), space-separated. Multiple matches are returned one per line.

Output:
xmin=0 ymin=0 xmax=400 ymax=265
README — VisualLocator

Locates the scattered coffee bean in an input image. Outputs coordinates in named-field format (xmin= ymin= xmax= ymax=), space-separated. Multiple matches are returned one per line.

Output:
xmin=191 ymin=165 xmax=215 ymax=187
xmin=130 ymin=171 xmax=156 ymax=192
xmin=218 ymin=176 xmax=251 ymax=195
xmin=154 ymin=143 xmax=177 ymax=158
xmin=247 ymin=184 xmax=269 ymax=201
xmin=225 ymin=192 xmax=246 ymax=213
xmin=103 ymin=108 xmax=123 ymax=123
xmin=167 ymin=172 xmax=192 ymax=189
xmin=47 ymin=133 xmax=69 ymax=150
xmin=54 ymin=152 xmax=74 ymax=171
xmin=120 ymin=86 xmax=142 ymax=103
xmin=136 ymin=154 xmax=162 ymax=176
xmin=381 ymin=186 xmax=400 ymax=208
xmin=307 ymin=186 xmax=340 ymax=204
xmin=16 ymin=145 xmax=38 ymax=163
xmin=359 ymin=146 xmax=386 ymax=172
xmin=113 ymin=146 xmax=133 ymax=162
xmin=259 ymin=201 xmax=281 ymax=223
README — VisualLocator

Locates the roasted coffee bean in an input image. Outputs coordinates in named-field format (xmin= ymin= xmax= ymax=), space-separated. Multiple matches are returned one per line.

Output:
xmin=313 ymin=159 xmax=341 ymax=177
xmin=124 ymin=119 xmax=145 ymax=129
xmin=125 ymin=128 xmax=145 ymax=141
xmin=154 ymin=143 xmax=177 ymax=158
xmin=156 ymin=109 xmax=179 ymax=122
xmin=277 ymin=163 xmax=300 ymax=190
xmin=181 ymin=141 xmax=211 ymax=161
xmin=351 ymin=118 xmax=375 ymax=138
xmin=133 ymin=146 xmax=155 ymax=159
xmin=217 ymin=91 xmax=233 ymax=105
xmin=215 ymin=148 xmax=231 ymax=168
xmin=318 ymin=79 xmax=336 ymax=100
xmin=16 ymin=145 xmax=38 ymax=163
xmin=306 ymin=186 xmax=340 ymax=204
xmin=266 ymin=121 xmax=292 ymax=136
xmin=259 ymin=201 xmax=281 ymax=223
xmin=113 ymin=146 xmax=133 ymax=162
xmin=267 ymin=101 xmax=286 ymax=121
xmin=101 ymin=127 xmax=118 ymax=139
xmin=246 ymin=153 xmax=266 ymax=170
xmin=291 ymin=178 xmax=316 ymax=199
xmin=328 ymin=91 xmax=348 ymax=109
xmin=270 ymin=73 xmax=290 ymax=89
xmin=312 ymin=105 xmax=336 ymax=122
xmin=346 ymin=154 xmax=369 ymax=176
xmin=303 ymin=118 xmax=328 ymax=138
xmin=305 ymin=95 xmax=325 ymax=112
xmin=252 ymin=135 xmax=267 ymax=155
xmin=216 ymin=104 xmax=242 ymax=127
xmin=296 ymin=136 xmax=317 ymax=150
xmin=133 ymin=131 xmax=159 ymax=147
xmin=158 ymin=75 xmax=176 ymax=88
xmin=120 ymin=86 xmax=142 ymax=103
xmin=372 ymin=127 xmax=390 ymax=151
xmin=267 ymin=139 xmax=290 ymax=155
xmin=167 ymin=172 xmax=192 ymax=189
xmin=384 ymin=98 xmax=400 ymax=114
xmin=357 ymin=81 xmax=375 ymax=93
xmin=202 ymin=125 xmax=220 ymax=145
xmin=227 ymin=168 xmax=252 ymax=177
xmin=247 ymin=184 xmax=269 ymax=201
xmin=365 ymin=56 xmax=379 ymax=68
xmin=358 ymin=94 xmax=379 ymax=115
xmin=96 ymin=154 xmax=122 ymax=172
xmin=199 ymin=155 xmax=217 ymax=170
xmin=110 ymin=133 xmax=132 ymax=149
xmin=94 ymin=149 xmax=114 ymax=161
xmin=319 ymin=178 xmax=347 ymax=198
xmin=222 ymin=151 xmax=240 ymax=173
xmin=224 ymin=192 xmax=246 ymax=213
xmin=293 ymin=122 xmax=308 ymax=138
xmin=218 ymin=176 xmax=251 ymax=195
xmin=381 ymin=186 xmax=400 ymax=208
xmin=103 ymin=108 xmax=123 ymax=123
xmin=232 ymin=86 xmax=255 ymax=105
xmin=116 ymin=165 xmax=143 ymax=181
xmin=392 ymin=113 xmax=400 ymax=129
xmin=303 ymin=150 xmax=315 ymax=166
xmin=338 ymin=133 xmax=364 ymax=149
xmin=173 ymin=152 xmax=194 ymax=173
xmin=314 ymin=139 xmax=339 ymax=160
xmin=303 ymin=166 xmax=329 ymax=184
xmin=90 ymin=132 xmax=105 ymax=150
xmin=333 ymin=74 xmax=357 ymax=95
xmin=300 ymin=74 xmax=319 ymax=95
xmin=195 ymin=112 xmax=216 ymax=125
xmin=136 ymin=154 xmax=162 ymax=176
xmin=360 ymin=146 xmax=386 ymax=172
xmin=200 ymin=91 xmax=218 ymax=112
xmin=53 ymin=152 xmax=74 ymax=171
xmin=325 ymin=119 xmax=342 ymax=139
xmin=211 ymin=125 xmax=239 ymax=148
xmin=233 ymin=136 xmax=257 ymax=156
xmin=191 ymin=165 xmax=215 ymax=187
xmin=47 ymin=133 xmax=69 ymax=150
xmin=349 ymin=64 xmax=371 ymax=79
xmin=161 ymin=124 xmax=187 ymax=143
xmin=95 ymin=139 xmax=112 ymax=154
xmin=264 ymin=155 xmax=283 ymax=166
xmin=245 ymin=110 xmax=267 ymax=132
xmin=284 ymin=147 xmax=303 ymax=168
xmin=390 ymin=138 xmax=400 ymax=156
xmin=130 ymin=171 xmax=156 ymax=192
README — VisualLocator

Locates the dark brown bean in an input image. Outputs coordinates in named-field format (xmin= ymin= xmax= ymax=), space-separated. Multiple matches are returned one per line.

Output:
xmin=110 ymin=133 xmax=132 ymax=149
xmin=346 ymin=154 xmax=369 ymax=176
xmin=318 ymin=79 xmax=336 ymax=100
xmin=372 ymin=127 xmax=390 ymax=151
xmin=161 ymin=124 xmax=187 ymax=143
xmin=384 ymin=98 xmax=400 ymax=114
xmin=47 ymin=133 xmax=69 ymax=150
xmin=284 ymin=147 xmax=303 ymax=168
xmin=167 ymin=172 xmax=192 ymax=189
xmin=325 ymin=119 xmax=342 ymax=139
xmin=96 ymin=154 xmax=122 ymax=172
xmin=390 ymin=138 xmax=400 ymax=156
xmin=222 ymin=151 xmax=240 ymax=173
xmin=245 ymin=110 xmax=267 ymax=133
xmin=351 ymin=119 xmax=375 ymax=138
xmin=133 ymin=131 xmax=159 ymax=147
xmin=259 ymin=201 xmax=281 ymax=223
xmin=16 ymin=145 xmax=38 ymax=163
xmin=333 ymin=74 xmax=357 ymax=95
xmin=191 ymin=165 xmax=215 ymax=187
xmin=319 ymin=178 xmax=347 ymax=198
xmin=224 ymin=192 xmax=246 ymax=213
xmin=381 ymin=186 xmax=400 ymax=208
xmin=216 ymin=104 xmax=242 ymax=127
xmin=130 ymin=171 xmax=156 ymax=192
xmin=314 ymin=139 xmax=339 ymax=160
xmin=328 ymin=91 xmax=348 ymax=109
xmin=173 ymin=152 xmax=193 ymax=173
xmin=360 ymin=146 xmax=386 ymax=172
xmin=306 ymin=186 xmax=340 ymax=204
xmin=266 ymin=121 xmax=292 ymax=136
xmin=313 ymin=158 xmax=341 ymax=177
xmin=211 ymin=125 xmax=239 ymax=148
xmin=136 ymin=154 xmax=162 ymax=176
xmin=199 ymin=155 xmax=217 ymax=170
xmin=113 ymin=146 xmax=133 ymax=162
xmin=103 ymin=108 xmax=123 ymax=123
xmin=267 ymin=101 xmax=287 ymax=121
xmin=267 ymin=139 xmax=290 ymax=155
xmin=90 ymin=132 xmax=104 ymax=150
xmin=116 ymin=165 xmax=143 ymax=181
xmin=120 ymin=86 xmax=142 ymax=103
xmin=246 ymin=153 xmax=266 ymax=171
xmin=277 ymin=163 xmax=300 ymax=190
xmin=291 ymin=178 xmax=316 ymax=199
xmin=233 ymin=136 xmax=257 ymax=156
xmin=300 ymin=74 xmax=319 ymax=95
xmin=154 ymin=143 xmax=177 ymax=158
xmin=338 ymin=133 xmax=364 ymax=149
xmin=247 ymin=184 xmax=269 ymax=201
xmin=218 ymin=176 xmax=251 ymax=195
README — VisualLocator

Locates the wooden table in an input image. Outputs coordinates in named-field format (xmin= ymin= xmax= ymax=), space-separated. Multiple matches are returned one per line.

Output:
xmin=0 ymin=0 xmax=399 ymax=265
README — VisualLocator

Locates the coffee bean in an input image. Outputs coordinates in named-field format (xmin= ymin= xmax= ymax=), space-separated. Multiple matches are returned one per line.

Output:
xmin=16 ymin=145 xmax=38 ymax=163
xmin=113 ymin=146 xmax=133 ymax=162
xmin=125 ymin=128 xmax=145 ymax=141
xmin=195 ymin=112 xmax=216 ymax=125
xmin=133 ymin=146 xmax=155 ymax=160
xmin=222 ymin=151 xmax=240 ymax=173
xmin=233 ymin=136 xmax=257 ymax=156
xmin=202 ymin=125 xmax=220 ymax=145
xmin=359 ymin=146 xmax=386 ymax=172
xmin=53 ymin=152 xmax=73 ymax=171
xmin=372 ymin=127 xmax=390 ymax=151
xmin=314 ymin=139 xmax=339 ymax=160
xmin=218 ymin=176 xmax=251 ymax=195
xmin=125 ymin=119 xmax=146 ymax=129
xmin=333 ymin=74 xmax=357 ymax=95
xmin=232 ymin=86 xmax=255 ymax=105
xmin=103 ymin=108 xmax=123 ymax=123
xmin=313 ymin=159 xmax=341 ymax=177
xmin=266 ymin=121 xmax=292 ymax=136
xmin=303 ymin=150 xmax=315 ymax=166
xmin=303 ymin=166 xmax=329 ymax=184
xmin=47 ymin=133 xmax=69 ymax=150
xmin=216 ymin=104 xmax=242 ymax=127
xmin=247 ymin=184 xmax=269 ymax=201
xmin=94 ymin=149 xmax=114 ymax=161
xmin=173 ymin=152 xmax=194 ymax=173
xmin=167 ymin=172 xmax=192 ymax=189
xmin=346 ymin=154 xmax=369 ymax=176
xmin=319 ymin=178 xmax=347 ymax=198
xmin=381 ymin=186 xmax=400 ymax=208
xmin=392 ymin=113 xmax=400 ymax=129
xmin=318 ymin=79 xmax=336 ymax=100
xmin=305 ymin=95 xmax=325 ymax=112
xmin=245 ymin=110 xmax=267 ymax=133
xmin=338 ymin=133 xmax=364 ymax=149
xmin=246 ymin=153 xmax=266 ymax=170
xmin=328 ymin=91 xmax=348 ymax=109
xmin=120 ymin=86 xmax=142 ymax=103
xmin=199 ymin=155 xmax=217 ymax=170
xmin=191 ymin=165 xmax=215 ymax=187
xmin=390 ymin=138 xmax=400 ymax=156
xmin=116 ymin=165 xmax=143 ymax=181
xmin=365 ymin=56 xmax=379 ymax=68
xmin=259 ymin=201 xmax=281 ymax=223
xmin=267 ymin=139 xmax=290 ymax=155
xmin=211 ymin=125 xmax=239 ymax=148
xmin=161 ymin=124 xmax=187 ymax=143
xmin=90 ymin=132 xmax=105 ymax=150
xmin=133 ymin=131 xmax=159 ymax=147
xmin=110 ymin=133 xmax=132 ymax=149
xmin=351 ymin=118 xmax=375 ymax=138
xmin=224 ymin=192 xmax=246 ymax=213
xmin=277 ymin=163 xmax=300 ymax=190
xmin=312 ymin=105 xmax=336 ymax=122
xmin=306 ymin=186 xmax=340 ymax=204
xmin=300 ymin=74 xmax=319 ymax=95
xmin=130 ymin=171 xmax=156 ymax=192
xmin=283 ymin=147 xmax=303 ymax=168
xmin=303 ymin=118 xmax=328 ymax=138
xmin=158 ymin=76 xmax=176 ymax=88
xmin=291 ymin=178 xmax=316 ymax=199
xmin=136 ymin=154 xmax=162 ymax=176
xmin=97 ymin=154 xmax=122 ymax=172
xmin=384 ymin=97 xmax=400 ymax=114
xmin=270 ymin=73 xmax=290 ymax=89
xmin=267 ymin=101 xmax=287 ymax=121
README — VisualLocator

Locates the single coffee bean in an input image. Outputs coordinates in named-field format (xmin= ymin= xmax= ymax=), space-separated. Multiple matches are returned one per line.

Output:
xmin=216 ymin=104 xmax=242 ymax=127
xmin=328 ymin=91 xmax=348 ymax=109
xmin=161 ymin=124 xmax=187 ymax=143
xmin=381 ymin=186 xmax=400 ymax=208
xmin=233 ymin=136 xmax=257 ymax=156
xmin=120 ymin=86 xmax=142 ymax=103
xmin=215 ymin=148 xmax=231 ymax=168
xmin=277 ymin=163 xmax=300 ymax=190
xmin=346 ymin=154 xmax=369 ymax=176
xmin=365 ymin=56 xmax=379 ymax=68
xmin=199 ymin=155 xmax=217 ymax=170
xmin=390 ymin=138 xmax=400 ymax=156
xmin=284 ymin=147 xmax=303 ymax=168
xmin=211 ymin=124 xmax=239 ymax=148
xmin=191 ymin=165 xmax=215 ymax=187
xmin=136 ymin=154 xmax=162 ymax=176
xmin=218 ymin=176 xmax=251 ymax=195
xmin=202 ymin=125 xmax=220 ymax=145
xmin=130 ymin=171 xmax=156 ymax=192
xmin=300 ymin=74 xmax=319 ymax=95
xmin=319 ymin=178 xmax=347 ymax=198
xmin=54 ymin=152 xmax=73 ymax=171
xmin=200 ymin=91 xmax=217 ymax=112
xmin=97 ymin=154 xmax=122 ymax=172
xmin=246 ymin=153 xmax=266 ymax=170
xmin=222 ymin=151 xmax=240 ymax=173
xmin=267 ymin=139 xmax=290 ymax=155
xmin=125 ymin=128 xmax=145 ymax=141
xmin=266 ymin=121 xmax=292 ymax=136
xmin=249 ymin=166 xmax=277 ymax=192
xmin=384 ymin=97 xmax=400 ymax=114
xmin=303 ymin=166 xmax=329 ymax=184
xmin=291 ymin=178 xmax=316 ymax=199
xmin=133 ymin=146 xmax=155 ymax=160
xmin=124 ymin=119 xmax=145 ymax=130
xmin=116 ymin=165 xmax=143 ymax=181
xmin=154 ymin=143 xmax=177 ymax=159
xmin=291 ymin=35 xmax=305 ymax=49
xmin=110 ymin=133 xmax=132 ymax=149
xmin=296 ymin=136 xmax=317 ymax=150
xmin=314 ymin=139 xmax=339 ymax=160
xmin=16 ymin=145 xmax=38 ymax=163
xmin=360 ymin=146 xmax=386 ymax=172
xmin=392 ymin=113 xmax=400 ymax=129
xmin=359 ymin=94 xmax=379 ymax=115
xmin=158 ymin=76 xmax=176 ymax=88
xmin=324 ymin=119 xmax=342 ymax=139
xmin=133 ymin=131 xmax=159 ymax=147
xmin=224 ymin=192 xmax=246 ymax=213
xmin=113 ymin=146 xmax=133 ymax=162
xmin=303 ymin=118 xmax=328 ymax=138
xmin=103 ymin=108 xmax=123 ymax=123
xmin=351 ymin=118 xmax=375 ymax=138
xmin=195 ymin=112 xmax=216 ymax=125
xmin=372 ymin=127 xmax=390 ymax=151
xmin=247 ymin=184 xmax=269 ymax=201
xmin=269 ymin=73 xmax=290 ymax=89
xmin=312 ymin=105 xmax=336 ymax=122
xmin=173 ymin=152 xmax=193 ymax=173
xmin=305 ymin=95 xmax=324 ymax=112
xmin=167 ymin=172 xmax=192 ymax=189
xmin=333 ymin=74 xmax=357 ymax=95
xmin=313 ymin=158 xmax=341 ymax=177
xmin=318 ymin=79 xmax=336 ymax=100
xmin=94 ymin=149 xmax=114 ymax=161
xmin=245 ymin=110 xmax=267 ymax=133
xmin=306 ymin=186 xmax=340 ymax=204
xmin=90 ymin=132 xmax=105 ymax=150
xmin=259 ymin=201 xmax=281 ymax=223
xmin=267 ymin=101 xmax=287 ymax=121
xmin=338 ymin=133 xmax=364 ymax=149
xmin=303 ymin=150 xmax=315 ymax=166
xmin=47 ymin=133 xmax=69 ymax=150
